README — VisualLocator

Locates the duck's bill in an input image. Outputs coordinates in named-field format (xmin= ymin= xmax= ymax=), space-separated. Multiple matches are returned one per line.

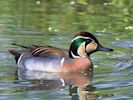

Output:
xmin=98 ymin=45 xmax=113 ymax=51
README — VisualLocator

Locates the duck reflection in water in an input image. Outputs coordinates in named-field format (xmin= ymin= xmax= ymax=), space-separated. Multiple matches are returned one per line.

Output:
xmin=17 ymin=68 xmax=97 ymax=100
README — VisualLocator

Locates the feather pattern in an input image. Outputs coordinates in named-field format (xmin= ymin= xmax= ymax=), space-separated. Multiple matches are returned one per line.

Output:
xmin=31 ymin=46 xmax=68 ymax=57
xmin=9 ymin=44 xmax=68 ymax=59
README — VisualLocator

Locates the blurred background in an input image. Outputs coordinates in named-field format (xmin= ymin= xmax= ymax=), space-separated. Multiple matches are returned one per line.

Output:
xmin=0 ymin=0 xmax=133 ymax=100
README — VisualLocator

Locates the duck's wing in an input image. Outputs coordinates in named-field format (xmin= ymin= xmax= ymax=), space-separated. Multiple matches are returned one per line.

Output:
xmin=29 ymin=45 xmax=68 ymax=57
xmin=9 ymin=44 xmax=69 ymax=58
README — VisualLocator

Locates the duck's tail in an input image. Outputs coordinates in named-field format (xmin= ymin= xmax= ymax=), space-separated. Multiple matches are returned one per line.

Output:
xmin=9 ymin=43 xmax=28 ymax=63
xmin=9 ymin=49 xmax=21 ymax=56
xmin=8 ymin=49 xmax=21 ymax=63
xmin=12 ymin=43 xmax=28 ymax=49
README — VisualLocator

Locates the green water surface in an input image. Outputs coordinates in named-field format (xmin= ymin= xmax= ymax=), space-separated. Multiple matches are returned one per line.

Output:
xmin=0 ymin=0 xmax=133 ymax=100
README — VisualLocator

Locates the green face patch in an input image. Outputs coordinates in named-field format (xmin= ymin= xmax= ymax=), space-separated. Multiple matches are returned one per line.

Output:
xmin=69 ymin=38 xmax=86 ymax=58
xmin=74 ymin=38 xmax=85 ymax=47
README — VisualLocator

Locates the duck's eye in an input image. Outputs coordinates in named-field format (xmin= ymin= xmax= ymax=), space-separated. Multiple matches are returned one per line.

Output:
xmin=85 ymin=39 xmax=92 ymax=46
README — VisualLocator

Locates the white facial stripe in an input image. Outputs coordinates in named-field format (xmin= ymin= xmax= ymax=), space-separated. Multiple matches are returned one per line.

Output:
xmin=71 ymin=36 xmax=90 ymax=42
xmin=70 ymin=51 xmax=80 ymax=58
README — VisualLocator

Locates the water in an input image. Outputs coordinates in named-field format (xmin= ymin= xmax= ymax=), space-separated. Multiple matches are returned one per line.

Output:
xmin=0 ymin=0 xmax=133 ymax=100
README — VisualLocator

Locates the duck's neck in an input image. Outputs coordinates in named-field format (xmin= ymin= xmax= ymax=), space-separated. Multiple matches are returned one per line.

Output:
xmin=61 ymin=57 xmax=93 ymax=73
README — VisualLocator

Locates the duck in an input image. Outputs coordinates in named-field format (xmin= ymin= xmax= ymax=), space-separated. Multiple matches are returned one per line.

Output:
xmin=9 ymin=32 xmax=113 ymax=73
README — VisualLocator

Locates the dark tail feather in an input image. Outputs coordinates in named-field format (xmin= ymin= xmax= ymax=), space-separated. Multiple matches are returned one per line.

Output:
xmin=12 ymin=43 xmax=28 ymax=49
xmin=9 ymin=50 xmax=21 ymax=57
xmin=9 ymin=50 xmax=21 ymax=63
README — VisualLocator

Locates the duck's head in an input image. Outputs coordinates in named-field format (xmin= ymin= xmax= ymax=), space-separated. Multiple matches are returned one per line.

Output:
xmin=69 ymin=32 xmax=113 ymax=58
